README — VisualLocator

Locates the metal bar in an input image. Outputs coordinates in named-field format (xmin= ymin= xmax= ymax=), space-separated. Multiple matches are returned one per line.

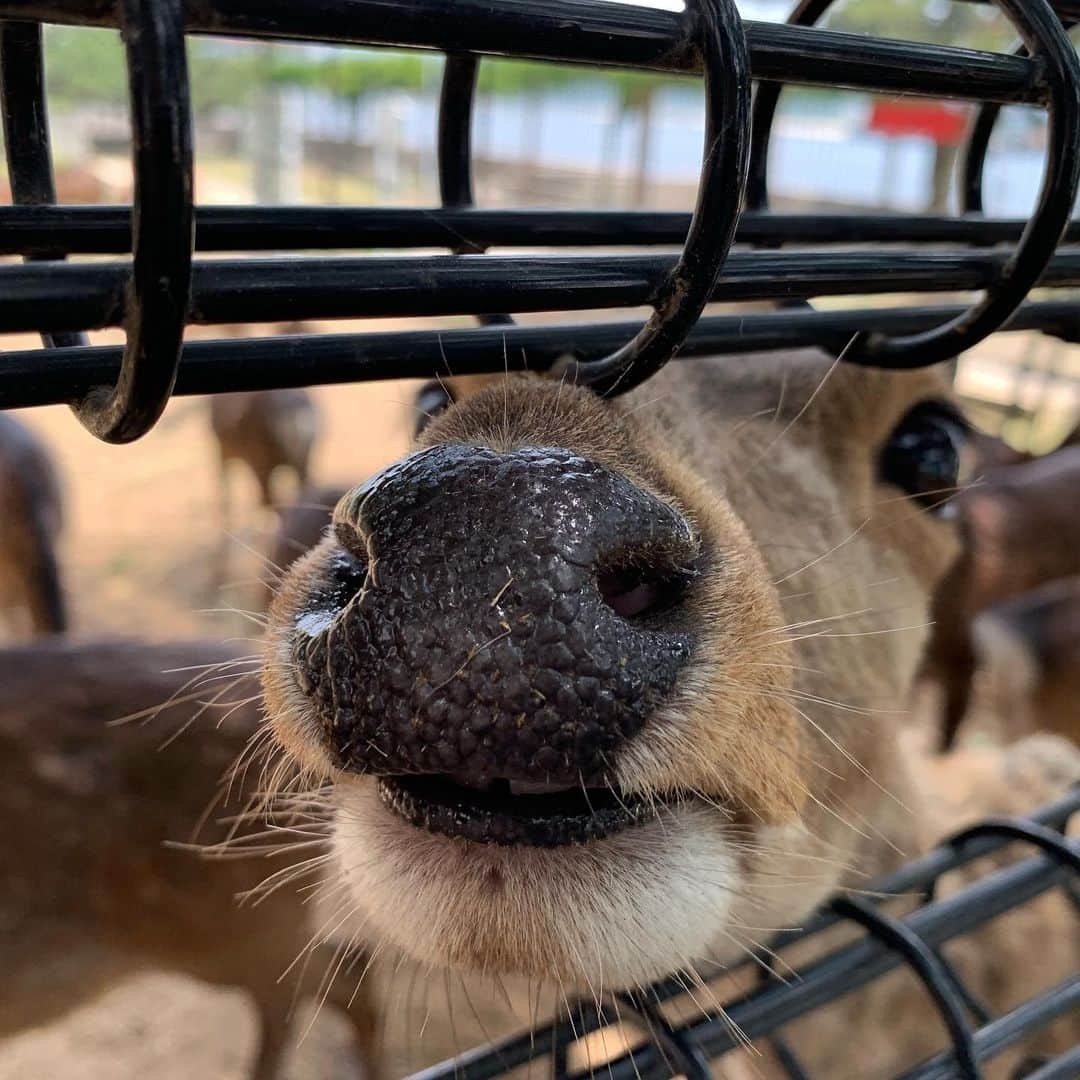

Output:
xmin=1020 ymin=1045 xmax=1080 ymax=1080
xmin=831 ymin=896 xmax=979 ymax=1079
xmin=407 ymin=792 xmax=1079 ymax=1080
xmin=0 ymin=0 xmax=1046 ymax=104
xmin=766 ymin=791 xmax=1080 ymax=955
xmin=436 ymin=53 xmax=514 ymax=328
xmin=565 ymin=0 xmax=751 ymax=396
xmin=68 ymin=0 xmax=195 ymax=443
xmin=4 ymin=249 xmax=1080 ymax=335
xmin=896 ymin=976 xmax=1080 ymax=1080
xmin=843 ymin=0 xmax=1080 ymax=367
xmin=5 ymin=299 xmax=1080 ymax=410
xmin=563 ymin=848 xmax=1078 ymax=1080
xmin=5 ymin=206 xmax=1080 ymax=256
xmin=0 ymin=20 xmax=87 ymax=348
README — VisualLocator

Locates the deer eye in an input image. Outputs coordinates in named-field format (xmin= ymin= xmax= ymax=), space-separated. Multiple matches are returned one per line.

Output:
xmin=880 ymin=402 xmax=971 ymax=510
xmin=413 ymin=381 xmax=455 ymax=437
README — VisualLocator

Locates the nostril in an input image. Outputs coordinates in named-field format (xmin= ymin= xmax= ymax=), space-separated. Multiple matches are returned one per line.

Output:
xmin=321 ymin=532 xmax=369 ymax=600
xmin=597 ymin=553 xmax=695 ymax=623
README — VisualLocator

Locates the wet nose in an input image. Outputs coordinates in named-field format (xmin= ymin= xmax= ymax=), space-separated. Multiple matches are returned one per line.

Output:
xmin=298 ymin=443 xmax=697 ymax=785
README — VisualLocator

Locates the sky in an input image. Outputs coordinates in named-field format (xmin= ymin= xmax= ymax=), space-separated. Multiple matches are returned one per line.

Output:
xmin=608 ymin=0 xmax=792 ymax=19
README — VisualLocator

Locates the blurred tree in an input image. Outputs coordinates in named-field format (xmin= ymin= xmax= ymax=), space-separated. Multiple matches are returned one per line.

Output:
xmin=43 ymin=26 xmax=274 ymax=116
xmin=827 ymin=0 xmax=1011 ymax=50
xmin=43 ymin=26 xmax=126 ymax=106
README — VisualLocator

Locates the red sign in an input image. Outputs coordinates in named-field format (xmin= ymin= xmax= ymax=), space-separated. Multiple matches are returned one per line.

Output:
xmin=867 ymin=100 xmax=968 ymax=146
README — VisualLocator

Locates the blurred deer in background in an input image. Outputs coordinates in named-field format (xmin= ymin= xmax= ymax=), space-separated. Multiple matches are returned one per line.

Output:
xmin=255 ymin=381 xmax=456 ymax=607
xmin=260 ymin=483 xmax=348 ymax=609
xmin=972 ymin=575 xmax=1080 ymax=746
xmin=0 ymin=413 xmax=66 ymax=639
xmin=207 ymin=323 xmax=322 ymax=591
xmin=0 ymin=637 xmax=380 ymax=1080
xmin=924 ymin=443 xmax=1080 ymax=751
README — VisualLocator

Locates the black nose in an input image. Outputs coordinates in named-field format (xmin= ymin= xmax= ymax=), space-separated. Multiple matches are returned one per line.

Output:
xmin=294 ymin=444 xmax=697 ymax=785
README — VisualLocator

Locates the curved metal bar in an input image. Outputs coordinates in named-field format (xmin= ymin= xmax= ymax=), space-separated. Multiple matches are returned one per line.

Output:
xmin=846 ymin=0 xmax=1080 ymax=367
xmin=962 ymin=22 xmax=1077 ymax=217
xmin=614 ymin=992 xmax=712 ymax=1080
xmin=830 ymin=896 xmax=980 ymax=1080
xmin=752 ymin=956 xmax=813 ymax=1080
xmin=438 ymin=54 xmax=480 ymax=216
xmin=947 ymin=817 xmax=1080 ymax=875
xmin=71 ymin=0 xmax=193 ymax=443
xmin=0 ymin=19 xmax=87 ymax=349
xmin=437 ymin=51 xmax=513 ymax=325
xmin=745 ymin=0 xmax=834 ymax=214
xmin=558 ymin=0 xmax=750 ymax=397
xmin=962 ymin=95 xmax=998 ymax=216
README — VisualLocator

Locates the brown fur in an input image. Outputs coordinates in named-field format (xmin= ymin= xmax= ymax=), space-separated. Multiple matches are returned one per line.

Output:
xmin=0 ymin=413 xmax=66 ymax=637
xmin=208 ymin=387 xmax=320 ymax=512
xmin=925 ymin=444 xmax=1080 ymax=750
xmin=974 ymin=575 xmax=1080 ymax=744
xmin=0 ymin=638 xmax=379 ymax=1080
xmin=262 ymin=354 xmax=1077 ymax=1074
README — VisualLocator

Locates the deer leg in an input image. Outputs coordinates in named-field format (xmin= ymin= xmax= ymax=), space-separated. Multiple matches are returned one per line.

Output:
xmin=938 ymin=628 xmax=977 ymax=753
xmin=256 ymin=463 xmax=277 ymax=511
xmin=212 ymin=454 xmax=233 ymax=593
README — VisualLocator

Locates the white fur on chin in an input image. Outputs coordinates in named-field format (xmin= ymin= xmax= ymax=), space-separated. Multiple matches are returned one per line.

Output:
xmin=332 ymin=779 xmax=743 ymax=989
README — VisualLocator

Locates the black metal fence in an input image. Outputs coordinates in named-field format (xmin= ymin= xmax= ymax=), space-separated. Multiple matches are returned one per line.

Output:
xmin=2 ymin=0 xmax=1079 ymax=1075
xmin=3 ymin=0 xmax=1080 ymax=438
xmin=408 ymin=789 xmax=1080 ymax=1080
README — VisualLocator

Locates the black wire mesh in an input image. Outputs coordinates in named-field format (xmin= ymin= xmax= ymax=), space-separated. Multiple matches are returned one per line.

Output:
xmin=405 ymin=789 xmax=1080 ymax=1080
xmin=3 ymin=0 xmax=1080 ymax=436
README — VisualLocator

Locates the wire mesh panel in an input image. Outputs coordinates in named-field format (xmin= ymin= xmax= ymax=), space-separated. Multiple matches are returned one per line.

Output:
xmin=2 ymin=0 xmax=1080 ymax=437
xmin=406 ymin=791 xmax=1080 ymax=1080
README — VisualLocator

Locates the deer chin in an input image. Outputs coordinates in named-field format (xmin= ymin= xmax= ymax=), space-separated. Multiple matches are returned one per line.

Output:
xmin=330 ymin=773 xmax=751 ymax=987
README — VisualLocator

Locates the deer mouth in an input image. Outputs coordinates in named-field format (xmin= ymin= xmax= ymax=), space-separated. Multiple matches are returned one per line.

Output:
xmin=378 ymin=774 xmax=673 ymax=847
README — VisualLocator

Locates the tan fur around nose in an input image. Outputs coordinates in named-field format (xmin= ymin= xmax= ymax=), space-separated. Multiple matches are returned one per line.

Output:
xmin=263 ymin=352 xmax=1075 ymax=1005
xmin=258 ymin=351 xmax=1079 ymax=1071
xmin=418 ymin=361 xmax=959 ymax=828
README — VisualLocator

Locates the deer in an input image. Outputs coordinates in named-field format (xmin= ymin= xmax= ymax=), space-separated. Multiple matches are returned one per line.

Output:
xmin=972 ymin=575 xmax=1080 ymax=746
xmin=0 ymin=637 xmax=380 ymax=1080
xmin=256 ymin=382 xmax=458 ymax=608
xmin=206 ymin=324 xmax=322 ymax=591
xmin=0 ymin=412 xmax=67 ymax=639
xmin=260 ymin=483 xmax=350 ymax=610
xmin=257 ymin=355 xmax=1078 ymax=1076
xmin=922 ymin=443 xmax=1080 ymax=751
xmin=209 ymin=387 xmax=320 ymax=519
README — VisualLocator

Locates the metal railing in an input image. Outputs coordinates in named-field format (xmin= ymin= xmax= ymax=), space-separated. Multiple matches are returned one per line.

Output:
xmin=3 ymin=0 xmax=1080 ymax=436
xmin=408 ymin=790 xmax=1080 ymax=1080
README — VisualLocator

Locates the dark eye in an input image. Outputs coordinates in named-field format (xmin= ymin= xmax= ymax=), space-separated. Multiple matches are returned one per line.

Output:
xmin=413 ymin=380 xmax=455 ymax=437
xmin=879 ymin=402 xmax=971 ymax=510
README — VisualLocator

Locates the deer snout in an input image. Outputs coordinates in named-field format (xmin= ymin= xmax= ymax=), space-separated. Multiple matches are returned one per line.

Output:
xmin=289 ymin=443 xmax=698 ymax=793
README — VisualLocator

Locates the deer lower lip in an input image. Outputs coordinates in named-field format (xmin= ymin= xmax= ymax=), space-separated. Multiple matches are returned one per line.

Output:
xmin=378 ymin=775 xmax=660 ymax=847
